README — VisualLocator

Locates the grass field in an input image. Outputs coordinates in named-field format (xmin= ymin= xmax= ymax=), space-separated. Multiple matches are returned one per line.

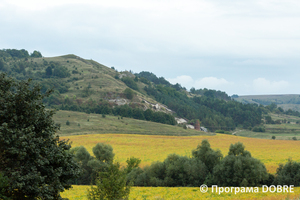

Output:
xmin=54 ymin=110 xmax=212 ymax=136
xmin=61 ymin=185 xmax=300 ymax=200
xmin=235 ymin=113 xmax=300 ymax=140
xmin=60 ymin=133 xmax=300 ymax=173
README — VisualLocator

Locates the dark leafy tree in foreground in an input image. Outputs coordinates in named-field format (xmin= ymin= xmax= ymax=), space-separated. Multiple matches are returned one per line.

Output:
xmin=0 ymin=73 xmax=80 ymax=200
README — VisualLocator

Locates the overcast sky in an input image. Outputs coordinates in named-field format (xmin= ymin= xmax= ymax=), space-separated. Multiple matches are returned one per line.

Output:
xmin=1 ymin=0 xmax=300 ymax=95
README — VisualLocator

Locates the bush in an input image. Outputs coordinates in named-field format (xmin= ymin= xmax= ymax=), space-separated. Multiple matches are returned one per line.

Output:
xmin=272 ymin=136 xmax=276 ymax=140
xmin=87 ymin=162 xmax=131 ymax=200
xmin=121 ymin=77 xmax=139 ymax=91
xmin=213 ymin=142 xmax=269 ymax=187
xmin=66 ymin=120 xmax=70 ymax=125
xmin=124 ymin=88 xmax=134 ymax=100
xmin=292 ymin=137 xmax=297 ymax=141
xmin=192 ymin=139 xmax=223 ymax=174
xmin=274 ymin=159 xmax=300 ymax=186
xmin=215 ymin=130 xmax=225 ymax=133
xmin=252 ymin=126 xmax=265 ymax=132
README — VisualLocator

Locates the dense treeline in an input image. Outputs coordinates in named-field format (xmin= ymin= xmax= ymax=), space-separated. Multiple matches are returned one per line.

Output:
xmin=265 ymin=103 xmax=300 ymax=118
xmin=144 ymin=85 xmax=261 ymax=131
xmin=0 ymin=49 xmax=42 ymax=59
xmin=190 ymin=87 xmax=231 ymax=101
xmin=60 ymin=102 xmax=177 ymax=125
xmin=135 ymin=71 xmax=171 ymax=86
xmin=71 ymin=141 xmax=300 ymax=187
xmin=128 ymin=140 xmax=270 ymax=187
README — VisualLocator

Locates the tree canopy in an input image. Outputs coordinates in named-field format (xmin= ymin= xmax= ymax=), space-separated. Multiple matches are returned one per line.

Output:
xmin=0 ymin=73 xmax=80 ymax=200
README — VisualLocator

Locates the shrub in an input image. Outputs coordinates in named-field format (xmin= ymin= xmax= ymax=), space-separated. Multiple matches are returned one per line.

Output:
xmin=66 ymin=120 xmax=70 ymax=125
xmin=274 ymin=159 xmax=300 ymax=186
xmin=252 ymin=126 xmax=265 ymax=132
xmin=215 ymin=130 xmax=225 ymax=133
xmin=192 ymin=139 xmax=223 ymax=174
xmin=292 ymin=137 xmax=297 ymax=141
xmin=87 ymin=163 xmax=131 ymax=200
xmin=213 ymin=142 xmax=269 ymax=187
xmin=121 ymin=77 xmax=139 ymax=91
xmin=272 ymin=136 xmax=276 ymax=140
xmin=124 ymin=88 xmax=134 ymax=100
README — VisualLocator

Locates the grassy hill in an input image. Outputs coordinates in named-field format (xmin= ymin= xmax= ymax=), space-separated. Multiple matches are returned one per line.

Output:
xmin=31 ymin=54 xmax=157 ymax=105
xmin=54 ymin=110 xmax=211 ymax=136
xmin=234 ymin=94 xmax=300 ymax=111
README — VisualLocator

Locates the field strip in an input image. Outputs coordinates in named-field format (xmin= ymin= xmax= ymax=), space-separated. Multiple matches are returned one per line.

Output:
xmin=61 ymin=133 xmax=300 ymax=173
xmin=61 ymin=185 xmax=300 ymax=200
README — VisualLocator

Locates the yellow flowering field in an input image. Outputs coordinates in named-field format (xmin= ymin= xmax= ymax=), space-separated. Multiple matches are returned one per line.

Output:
xmin=61 ymin=185 xmax=300 ymax=200
xmin=61 ymin=133 xmax=300 ymax=173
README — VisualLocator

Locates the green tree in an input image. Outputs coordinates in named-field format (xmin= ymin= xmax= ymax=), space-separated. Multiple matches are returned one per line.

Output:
xmin=123 ymin=88 xmax=134 ymax=100
xmin=213 ymin=142 xmax=268 ymax=187
xmin=53 ymin=66 xmax=70 ymax=78
xmin=46 ymin=66 xmax=53 ymax=76
xmin=121 ymin=77 xmax=138 ymax=91
xmin=0 ymin=59 xmax=4 ymax=71
xmin=70 ymin=146 xmax=93 ymax=185
xmin=192 ymin=139 xmax=223 ymax=174
xmin=0 ymin=73 xmax=80 ymax=199
xmin=30 ymin=50 xmax=42 ymax=58
xmin=0 ymin=172 xmax=11 ymax=200
xmin=274 ymin=159 xmax=300 ymax=186
xmin=125 ymin=157 xmax=141 ymax=174
xmin=92 ymin=143 xmax=114 ymax=163
xmin=88 ymin=162 xmax=131 ymax=200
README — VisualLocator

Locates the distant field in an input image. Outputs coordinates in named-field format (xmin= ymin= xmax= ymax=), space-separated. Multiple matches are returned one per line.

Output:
xmin=54 ymin=110 xmax=211 ymax=136
xmin=61 ymin=185 xmax=300 ymax=200
xmin=235 ymin=113 xmax=300 ymax=140
xmin=60 ymin=133 xmax=300 ymax=173
xmin=234 ymin=94 xmax=300 ymax=111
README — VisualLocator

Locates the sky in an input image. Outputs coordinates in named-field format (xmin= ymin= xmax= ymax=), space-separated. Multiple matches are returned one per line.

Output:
xmin=1 ymin=0 xmax=300 ymax=95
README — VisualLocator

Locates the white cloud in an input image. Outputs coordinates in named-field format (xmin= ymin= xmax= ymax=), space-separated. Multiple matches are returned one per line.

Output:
xmin=167 ymin=75 xmax=233 ymax=91
xmin=194 ymin=77 xmax=232 ymax=89
xmin=252 ymin=78 xmax=289 ymax=94
xmin=167 ymin=75 xmax=194 ymax=88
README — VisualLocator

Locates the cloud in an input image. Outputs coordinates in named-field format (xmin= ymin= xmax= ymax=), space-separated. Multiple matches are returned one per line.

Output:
xmin=167 ymin=75 xmax=194 ymax=88
xmin=194 ymin=77 xmax=232 ymax=89
xmin=252 ymin=78 xmax=289 ymax=94
xmin=167 ymin=75 xmax=233 ymax=91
